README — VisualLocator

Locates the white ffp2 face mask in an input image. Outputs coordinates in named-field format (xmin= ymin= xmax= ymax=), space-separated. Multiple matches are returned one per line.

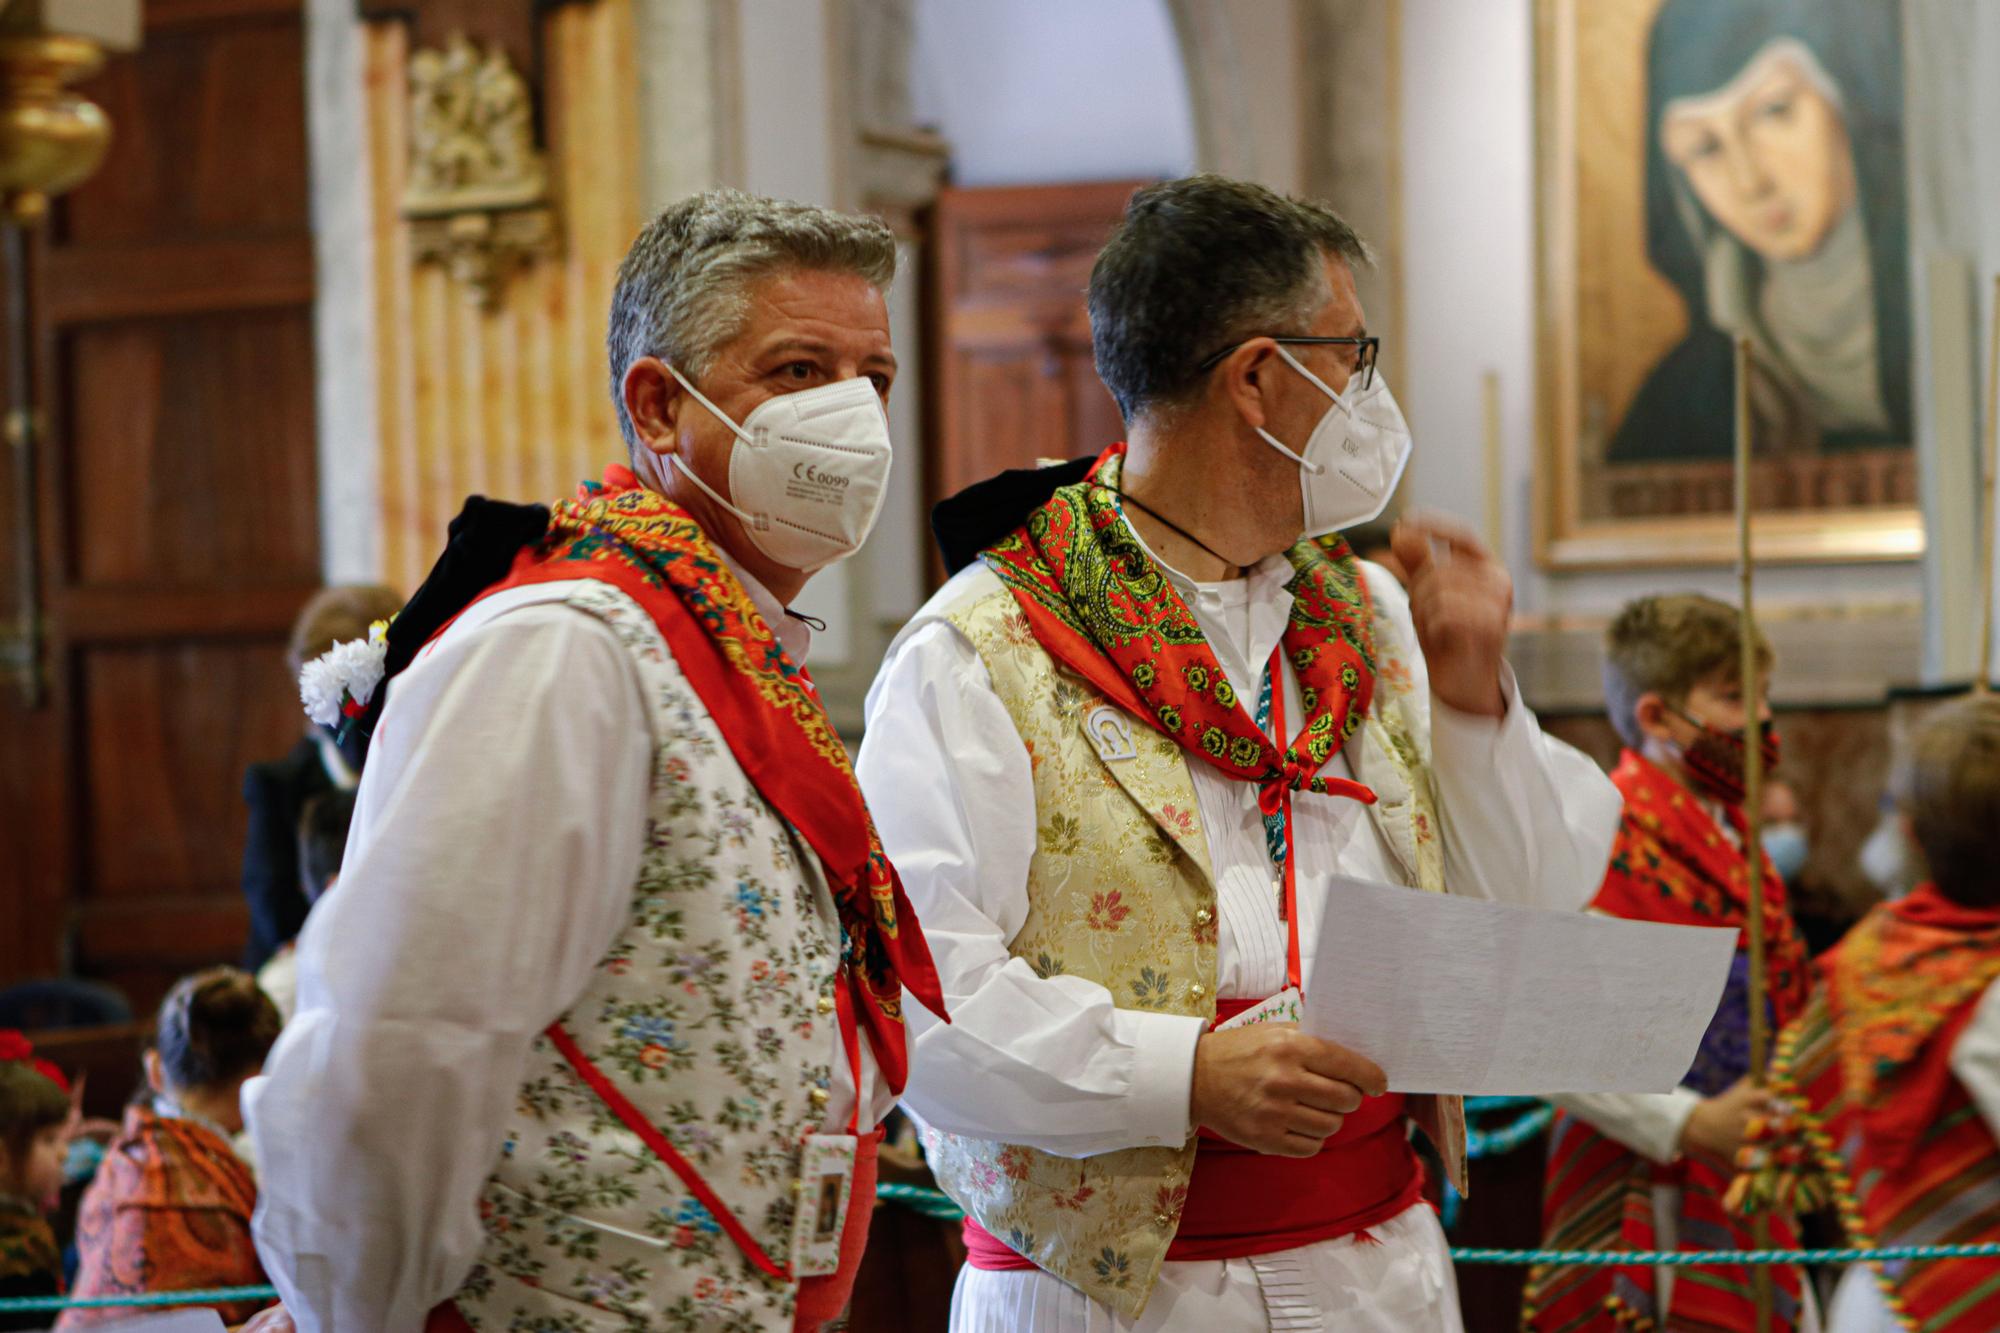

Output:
xmin=1253 ymin=346 xmax=1413 ymax=536
xmin=665 ymin=368 xmax=894 ymax=573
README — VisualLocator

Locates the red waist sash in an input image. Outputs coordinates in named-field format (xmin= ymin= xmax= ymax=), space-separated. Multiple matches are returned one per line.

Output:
xmin=962 ymin=997 xmax=1421 ymax=1270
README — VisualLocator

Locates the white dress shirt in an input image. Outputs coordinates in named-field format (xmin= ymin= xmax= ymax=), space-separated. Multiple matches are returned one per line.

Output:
xmin=856 ymin=533 xmax=1623 ymax=1332
xmin=247 ymin=570 xmax=889 ymax=1333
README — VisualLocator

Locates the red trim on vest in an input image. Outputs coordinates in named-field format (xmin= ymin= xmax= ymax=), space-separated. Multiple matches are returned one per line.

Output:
xmin=426 ymin=1090 xmax=879 ymax=1331
xmin=544 ymin=1021 xmax=793 ymax=1281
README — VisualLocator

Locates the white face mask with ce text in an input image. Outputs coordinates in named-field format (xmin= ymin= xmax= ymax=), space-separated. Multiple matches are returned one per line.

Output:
xmin=1253 ymin=345 xmax=1413 ymax=537
xmin=664 ymin=367 xmax=894 ymax=573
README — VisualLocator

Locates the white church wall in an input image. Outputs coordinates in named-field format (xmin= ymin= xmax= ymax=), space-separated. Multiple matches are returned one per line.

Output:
xmin=305 ymin=0 xmax=381 ymax=585
xmin=908 ymin=0 xmax=1198 ymax=187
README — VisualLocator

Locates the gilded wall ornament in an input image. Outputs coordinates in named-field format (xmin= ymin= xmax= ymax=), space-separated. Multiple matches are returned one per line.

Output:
xmin=403 ymin=33 xmax=556 ymax=310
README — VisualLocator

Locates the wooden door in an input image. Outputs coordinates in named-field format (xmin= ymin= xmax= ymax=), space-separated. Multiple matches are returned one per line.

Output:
xmin=924 ymin=182 xmax=1139 ymax=521
xmin=0 ymin=0 xmax=320 ymax=1014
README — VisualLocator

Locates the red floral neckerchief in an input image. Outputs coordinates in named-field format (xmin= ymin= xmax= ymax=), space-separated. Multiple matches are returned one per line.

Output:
xmin=982 ymin=442 xmax=1379 ymax=825
xmin=483 ymin=467 xmax=945 ymax=1092
xmin=1597 ymin=750 xmax=1810 ymax=1027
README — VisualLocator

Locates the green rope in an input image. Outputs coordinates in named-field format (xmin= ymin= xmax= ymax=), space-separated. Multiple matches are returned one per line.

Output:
xmin=874 ymin=1184 xmax=2000 ymax=1268
xmin=0 ymin=1284 xmax=277 ymax=1314
xmin=12 ymin=1237 xmax=2000 ymax=1314
xmin=878 ymin=1179 xmax=972 ymax=1220
xmin=1451 ymin=1244 xmax=2000 ymax=1266
xmin=1464 ymin=1103 xmax=1554 ymax=1158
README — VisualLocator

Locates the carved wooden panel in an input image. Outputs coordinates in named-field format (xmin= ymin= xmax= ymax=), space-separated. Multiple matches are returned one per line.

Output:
xmin=924 ymin=181 xmax=1140 ymax=535
xmin=0 ymin=0 xmax=319 ymax=1011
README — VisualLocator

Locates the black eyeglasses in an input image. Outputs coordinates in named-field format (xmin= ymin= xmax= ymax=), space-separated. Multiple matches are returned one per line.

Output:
xmin=1196 ymin=335 xmax=1379 ymax=389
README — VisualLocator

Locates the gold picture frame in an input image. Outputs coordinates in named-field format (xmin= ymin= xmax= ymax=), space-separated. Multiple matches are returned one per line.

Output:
xmin=1533 ymin=0 xmax=1923 ymax=568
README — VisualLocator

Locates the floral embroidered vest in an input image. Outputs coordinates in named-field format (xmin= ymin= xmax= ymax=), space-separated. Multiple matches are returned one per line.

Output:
xmin=926 ymin=573 xmax=1465 ymax=1319
xmin=452 ymin=581 xmax=845 ymax=1333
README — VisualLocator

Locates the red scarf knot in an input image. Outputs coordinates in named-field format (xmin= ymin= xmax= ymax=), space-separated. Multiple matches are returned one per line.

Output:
xmin=1257 ymin=766 xmax=1377 ymax=819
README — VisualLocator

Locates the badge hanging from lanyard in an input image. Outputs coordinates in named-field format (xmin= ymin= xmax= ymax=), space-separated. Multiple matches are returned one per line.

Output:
xmin=788 ymin=978 xmax=864 ymax=1278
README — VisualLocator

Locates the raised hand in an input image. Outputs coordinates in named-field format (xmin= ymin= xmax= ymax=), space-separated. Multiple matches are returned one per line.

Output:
xmin=1390 ymin=513 xmax=1512 ymax=719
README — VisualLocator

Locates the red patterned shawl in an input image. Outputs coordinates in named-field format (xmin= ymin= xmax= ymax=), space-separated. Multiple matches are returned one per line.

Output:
xmin=60 ymin=1105 xmax=265 ymax=1328
xmin=1733 ymin=887 xmax=2000 ymax=1331
xmin=1594 ymin=751 xmax=1810 ymax=1024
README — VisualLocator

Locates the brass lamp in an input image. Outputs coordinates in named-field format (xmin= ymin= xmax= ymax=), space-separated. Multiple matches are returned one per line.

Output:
xmin=0 ymin=31 xmax=108 ymax=224
xmin=0 ymin=2 xmax=131 ymax=705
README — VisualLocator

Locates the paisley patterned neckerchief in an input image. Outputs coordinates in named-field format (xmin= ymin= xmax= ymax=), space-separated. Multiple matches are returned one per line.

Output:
xmin=482 ymin=466 xmax=945 ymax=1093
xmin=982 ymin=443 xmax=1379 ymax=829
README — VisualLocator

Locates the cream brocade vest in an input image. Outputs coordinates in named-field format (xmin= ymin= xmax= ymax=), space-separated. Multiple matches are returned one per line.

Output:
xmin=926 ymin=577 xmax=1469 ymax=1319
xmin=452 ymin=580 xmax=843 ymax=1333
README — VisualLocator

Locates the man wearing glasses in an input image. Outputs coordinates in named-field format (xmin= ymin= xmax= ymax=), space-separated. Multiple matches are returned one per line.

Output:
xmin=856 ymin=174 xmax=1619 ymax=1331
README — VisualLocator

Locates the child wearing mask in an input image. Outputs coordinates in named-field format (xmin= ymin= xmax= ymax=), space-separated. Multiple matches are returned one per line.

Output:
xmin=0 ymin=1035 xmax=70 ymax=1329
xmin=1736 ymin=693 xmax=2000 ymax=1332
xmin=60 ymin=969 xmax=280 ymax=1328
xmin=1526 ymin=593 xmax=1812 ymax=1332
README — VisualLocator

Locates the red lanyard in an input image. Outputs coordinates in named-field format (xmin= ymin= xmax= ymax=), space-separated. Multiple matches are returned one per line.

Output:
xmin=1266 ymin=646 xmax=1305 ymax=994
xmin=833 ymin=966 xmax=862 ymax=1137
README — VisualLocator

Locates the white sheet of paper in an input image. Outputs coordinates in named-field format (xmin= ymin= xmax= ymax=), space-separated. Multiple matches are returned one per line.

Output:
xmin=1302 ymin=875 xmax=1738 ymax=1095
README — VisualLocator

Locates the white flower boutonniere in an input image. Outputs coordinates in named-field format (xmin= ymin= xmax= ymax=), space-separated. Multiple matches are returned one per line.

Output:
xmin=299 ymin=618 xmax=392 ymax=730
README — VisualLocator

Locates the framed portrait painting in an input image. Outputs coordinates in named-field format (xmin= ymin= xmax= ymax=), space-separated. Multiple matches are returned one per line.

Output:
xmin=1535 ymin=0 xmax=1923 ymax=567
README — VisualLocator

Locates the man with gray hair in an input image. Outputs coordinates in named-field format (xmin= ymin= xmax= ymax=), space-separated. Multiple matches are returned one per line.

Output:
xmin=857 ymin=174 xmax=1620 ymax=1328
xmin=245 ymin=189 xmax=944 ymax=1333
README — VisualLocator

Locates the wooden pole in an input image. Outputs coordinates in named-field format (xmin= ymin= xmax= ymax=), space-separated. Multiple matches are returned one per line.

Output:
xmin=1735 ymin=336 xmax=1774 ymax=1331
xmin=1979 ymin=275 xmax=2000 ymax=693
xmin=1482 ymin=369 xmax=1505 ymax=555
